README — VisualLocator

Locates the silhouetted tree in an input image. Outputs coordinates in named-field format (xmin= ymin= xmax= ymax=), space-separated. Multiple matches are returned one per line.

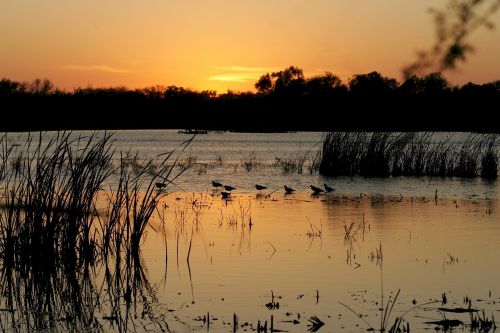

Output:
xmin=142 ymin=85 xmax=167 ymax=99
xmin=0 ymin=79 xmax=21 ymax=96
xmin=420 ymin=72 xmax=449 ymax=95
xmin=1 ymin=70 xmax=499 ymax=132
xmin=305 ymin=72 xmax=347 ymax=96
xmin=254 ymin=66 xmax=306 ymax=96
xmin=399 ymin=72 xmax=449 ymax=96
xmin=271 ymin=66 xmax=305 ymax=95
xmin=349 ymin=71 xmax=398 ymax=96
xmin=255 ymin=73 xmax=273 ymax=94
xmin=29 ymin=78 xmax=55 ymax=95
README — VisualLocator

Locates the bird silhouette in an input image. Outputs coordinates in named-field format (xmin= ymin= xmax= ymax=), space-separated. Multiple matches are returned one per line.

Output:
xmin=284 ymin=185 xmax=296 ymax=194
xmin=324 ymin=184 xmax=335 ymax=192
xmin=255 ymin=184 xmax=267 ymax=191
xmin=155 ymin=182 xmax=166 ymax=189
xmin=220 ymin=191 xmax=231 ymax=199
xmin=224 ymin=185 xmax=236 ymax=191
xmin=212 ymin=181 xmax=223 ymax=188
xmin=310 ymin=185 xmax=324 ymax=195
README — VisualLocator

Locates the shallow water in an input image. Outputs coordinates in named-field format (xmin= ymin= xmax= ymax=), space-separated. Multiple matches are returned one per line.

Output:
xmin=1 ymin=130 xmax=499 ymax=332
xmin=5 ymin=129 xmax=499 ymax=200
xmin=129 ymin=192 xmax=499 ymax=332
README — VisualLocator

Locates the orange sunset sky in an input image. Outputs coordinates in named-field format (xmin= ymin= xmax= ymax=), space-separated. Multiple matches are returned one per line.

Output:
xmin=1 ymin=1 xmax=499 ymax=93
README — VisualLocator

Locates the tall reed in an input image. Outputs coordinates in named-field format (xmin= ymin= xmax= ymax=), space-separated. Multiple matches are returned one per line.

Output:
xmin=481 ymin=135 xmax=498 ymax=179
xmin=0 ymin=132 xmax=192 ymax=270
xmin=319 ymin=132 xmax=499 ymax=178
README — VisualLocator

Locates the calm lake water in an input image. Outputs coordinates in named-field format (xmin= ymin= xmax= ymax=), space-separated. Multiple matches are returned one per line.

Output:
xmin=1 ymin=130 xmax=499 ymax=332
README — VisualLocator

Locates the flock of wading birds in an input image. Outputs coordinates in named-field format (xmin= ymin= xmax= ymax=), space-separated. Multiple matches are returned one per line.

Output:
xmin=154 ymin=181 xmax=335 ymax=199
xmin=213 ymin=181 xmax=334 ymax=199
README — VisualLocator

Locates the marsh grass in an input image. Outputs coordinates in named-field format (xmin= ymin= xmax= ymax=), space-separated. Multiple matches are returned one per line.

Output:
xmin=340 ymin=289 xmax=413 ymax=332
xmin=340 ymin=242 xmax=451 ymax=332
xmin=0 ymin=131 xmax=193 ymax=269
xmin=0 ymin=131 xmax=187 ymax=332
xmin=177 ymin=154 xmax=197 ymax=169
xmin=217 ymin=199 xmax=253 ymax=228
xmin=241 ymin=152 xmax=264 ymax=172
xmin=343 ymin=216 xmax=366 ymax=242
xmin=481 ymin=135 xmax=498 ymax=179
xmin=368 ymin=243 xmax=383 ymax=265
xmin=319 ymin=132 xmax=367 ymax=176
xmin=306 ymin=220 xmax=322 ymax=238
xmin=212 ymin=154 xmax=224 ymax=167
xmin=470 ymin=310 xmax=496 ymax=332
xmin=320 ymin=132 xmax=499 ymax=178
xmin=272 ymin=150 xmax=311 ymax=174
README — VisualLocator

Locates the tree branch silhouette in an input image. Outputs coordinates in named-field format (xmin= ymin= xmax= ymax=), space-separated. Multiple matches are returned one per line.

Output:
xmin=403 ymin=0 xmax=500 ymax=79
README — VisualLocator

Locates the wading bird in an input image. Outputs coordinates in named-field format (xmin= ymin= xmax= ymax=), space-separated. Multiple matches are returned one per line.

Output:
xmin=255 ymin=184 xmax=267 ymax=191
xmin=212 ymin=181 xmax=223 ymax=188
xmin=310 ymin=185 xmax=324 ymax=195
xmin=324 ymin=184 xmax=335 ymax=192
xmin=155 ymin=182 xmax=166 ymax=189
xmin=221 ymin=191 xmax=231 ymax=199
xmin=224 ymin=185 xmax=236 ymax=191
xmin=284 ymin=185 xmax=295 ymax=194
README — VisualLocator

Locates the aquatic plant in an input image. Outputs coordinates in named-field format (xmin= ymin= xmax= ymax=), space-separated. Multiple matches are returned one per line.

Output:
xmin=319 ymin=132 xmax=367 ymax=176
xmin=273 ymin=150 xmax=312 ymax=174
xmin=340 ymin=289 xmax=411 ymax=332
xmin=273 ymin=155 xmax=305 ymax=174
xmin=481 ymin=135 xmax=498 ymax=179
xmin=470 ymin=310 xmax=496 ymax=332
xmin=241 ymin=152 xmax=263 ymax=172
xmin=360 ymin=132 xmax=394 ymax=177
xmin=424 ymin=135 xmax=454 ymax=177
xmin=0 ymin=131 xmax=192 ymax=268
xmin=0 ymin=131 xmax=194 ymax=332
xmin=454 ymin=134 xmax=484 ymax=177
xmin=306 ymin=219 xmax=322 ymax=238
xmin=319 ymin=132 xmax=499 ymax=178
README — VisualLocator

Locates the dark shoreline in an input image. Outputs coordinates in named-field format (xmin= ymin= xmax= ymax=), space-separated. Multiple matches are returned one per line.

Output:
xmin=2 ymin=71 xmax=499 ymax=133
xmin=2 ymin=98 xmax=498 ymax=133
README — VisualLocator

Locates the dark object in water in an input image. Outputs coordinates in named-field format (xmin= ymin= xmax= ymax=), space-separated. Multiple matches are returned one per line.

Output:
xmin=307 ymin=316 xmax=325 ymax=332
xmin=310 ymin=185 xmax=324 ymax=195
xmin=155 ymin=182 xmax=166 ymax=189
xmin=224 ymin=185 xmax=236 ymax=191
xmin=255 ymin=184 xmax=267 ymax=191
xmin=425 ymin=319 xmax=463 ymax=329
xmin=324 ymin=184 xmax=335 ymax=192
xmin=212 ymin=181 xmax=223 ymax=188
xmin=178 ymin=129 xmax=208 ymax=134
xmin=438 ymin=307 xmax=478 ymax=313
xmin=284 ymin=185 xmax=295 ymax=194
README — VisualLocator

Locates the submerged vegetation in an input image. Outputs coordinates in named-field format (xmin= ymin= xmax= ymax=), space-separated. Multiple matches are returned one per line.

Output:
xmin=319 ymin=132 xmax=498 ymax=178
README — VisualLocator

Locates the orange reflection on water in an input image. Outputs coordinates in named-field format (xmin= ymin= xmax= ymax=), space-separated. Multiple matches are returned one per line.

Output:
xmin=134 ymin=191 xmax=500 ymax=332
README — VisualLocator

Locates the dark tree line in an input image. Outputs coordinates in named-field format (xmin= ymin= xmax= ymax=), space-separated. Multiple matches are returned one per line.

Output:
xmin=1 ymin=67 xmax=499 ymax=132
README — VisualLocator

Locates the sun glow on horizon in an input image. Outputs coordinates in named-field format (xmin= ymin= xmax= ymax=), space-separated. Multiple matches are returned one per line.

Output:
xmin=1 ymin=1 xmax=499 ymax=92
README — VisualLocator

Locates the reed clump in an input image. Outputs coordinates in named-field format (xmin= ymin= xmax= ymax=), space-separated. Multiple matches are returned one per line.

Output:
xmin=273 ymin=155 xmax=306 ymax=174
xmin=0 ymin=132 xmax=191 ymax=270
xmin=319 ymin=132 xmax=498 ymax=179
xmin=481 ymin=135 xmax=498 ymax=179
xmin=0 ymin=132 xmax=186 ymax=331
xmin=240 ymin=152 xmax=264 ymax=172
